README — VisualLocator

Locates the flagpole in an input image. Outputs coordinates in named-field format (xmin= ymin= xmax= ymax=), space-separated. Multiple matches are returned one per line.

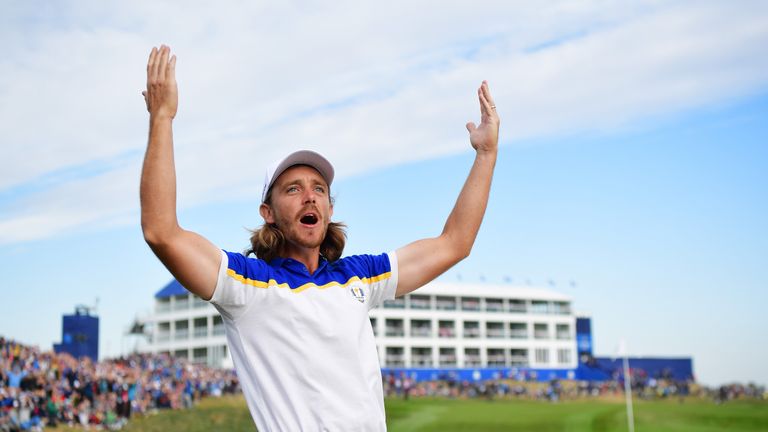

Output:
xmin=619 ymin=339 xmax=635 ymax=432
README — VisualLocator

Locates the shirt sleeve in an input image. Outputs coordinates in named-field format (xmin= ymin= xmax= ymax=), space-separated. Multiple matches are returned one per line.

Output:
xmin=364 ymin=251 xmax=398 ymax=310
xmin=208 ymin=250 xmax=270 ymax=321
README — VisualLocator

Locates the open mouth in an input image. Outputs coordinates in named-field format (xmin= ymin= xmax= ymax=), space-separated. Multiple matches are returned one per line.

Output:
xmin=300 ymin=213 xmax=319 ymax=225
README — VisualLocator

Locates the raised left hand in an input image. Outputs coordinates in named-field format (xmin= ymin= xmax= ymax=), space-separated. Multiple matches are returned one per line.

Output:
xmin=465 ymin=81 xmax=499 ymax=154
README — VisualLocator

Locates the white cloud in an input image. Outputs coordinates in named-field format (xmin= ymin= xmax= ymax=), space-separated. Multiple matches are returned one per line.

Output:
xmin=1 ymin=0 xmax=767 ymax=244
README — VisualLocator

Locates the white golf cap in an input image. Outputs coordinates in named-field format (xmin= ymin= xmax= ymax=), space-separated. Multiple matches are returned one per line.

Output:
xmin=261 ymin=150 xmax=335 ymax=202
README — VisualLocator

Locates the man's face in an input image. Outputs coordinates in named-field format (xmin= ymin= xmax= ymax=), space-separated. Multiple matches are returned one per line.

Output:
xmin=260 ymin=165 xmax=333 ymax=252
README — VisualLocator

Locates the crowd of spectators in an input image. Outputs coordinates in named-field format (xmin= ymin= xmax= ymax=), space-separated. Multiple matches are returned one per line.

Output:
xmin=0 ymin=336 xmax=239 ymax=431
xmin=3 ymin=335 xmax=764 ymax=430
xmin=383 ymin=370 xmax=767 ymax=403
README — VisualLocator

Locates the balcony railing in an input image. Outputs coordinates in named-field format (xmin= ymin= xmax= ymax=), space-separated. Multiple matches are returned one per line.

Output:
xmin=156 ymin=303 xmax=171 ymax=313
xmin=438 ymin=328 xmax=455 ymax=338
xmin=193 ymin=328 xmax=208 ymax=338
xmin=534 ymin=331 xmax=549 ymax=339
xmin=486 ymin=329 xmax=505 ymax=338
xmin=509 ymin=329 xmax=527 ymax=339
xmin=410 ymin=328 xmax=432 ymax=337
xmin=464 ymin=356 xmax=481 ymax=367
xmin=156 ymin=332 xmax=170 ymax=342
xmin=510 ymin=355 xmax=528 ymax=365
xmin=436 ymin=302 xmax=456 ymax=311
xmin=174 ymin=329 xmax=189 ymax=340
xmin=409 ymin=301 xmax=431 ymax=310
xmin=461 ymin=302 xmax=480 ymax=311
xmin=439 ymin=355 xmax=457 ymax=366
xmin=463 ymin=329 xmax=481 ymax=338
xmin=385 ymin=329 xmax=404 ymax=337
xmin=383 ymin=300 xmax=405 ymax=309
xmin=487 ymin=356 xmax=506 ymax=367
xmin=174 ymin=299 xmax=190 ymax=311
xmin=411 ymin=355 xmax=433 ymax=367
xmin=508 ymin=304 xmax=527 ymax=313
xmin=556 ymin=332 xmax=571 ymax=340
xmin=385 ymin=356 xmax=405 ymax=367
xmin=212 ymin=325 xmax=225 ymax=336
xmin=485 ymin=303 xmax=504 ymax=313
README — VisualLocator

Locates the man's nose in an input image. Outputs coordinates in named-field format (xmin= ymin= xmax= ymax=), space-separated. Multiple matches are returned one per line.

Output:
xmin=302 ymin=189 xmax=317 ymax=203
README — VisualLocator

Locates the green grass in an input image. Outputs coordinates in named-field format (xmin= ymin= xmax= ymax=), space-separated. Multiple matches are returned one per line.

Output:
xmin=109 ymin=395 xmax=768 ymax=431
xmin=385 ymin=398 xmax=768 ymax=432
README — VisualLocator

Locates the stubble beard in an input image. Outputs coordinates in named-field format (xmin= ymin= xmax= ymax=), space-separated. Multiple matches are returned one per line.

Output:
xmin=276 ymin=214 xmax=328 ymax=251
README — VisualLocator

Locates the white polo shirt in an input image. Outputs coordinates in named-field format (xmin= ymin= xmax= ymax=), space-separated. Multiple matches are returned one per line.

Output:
xmin=209 ymin=250 xmax=398 ymax=431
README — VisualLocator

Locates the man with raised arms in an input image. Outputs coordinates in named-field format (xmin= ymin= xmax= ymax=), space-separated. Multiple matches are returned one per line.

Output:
xmin=140 ymin=44 xmax=500 ymax=431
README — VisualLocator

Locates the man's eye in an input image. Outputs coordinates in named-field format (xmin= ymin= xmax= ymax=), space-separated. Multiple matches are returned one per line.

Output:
xmin=314 ymin=186 xmax=326 ymax=193
xmin=287 ymin=186 xmax=299 ymax=193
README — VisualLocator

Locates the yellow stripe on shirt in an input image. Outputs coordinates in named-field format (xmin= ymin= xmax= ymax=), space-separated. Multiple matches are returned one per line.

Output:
xmin=226 ymin=269 xmax=391 ymax=293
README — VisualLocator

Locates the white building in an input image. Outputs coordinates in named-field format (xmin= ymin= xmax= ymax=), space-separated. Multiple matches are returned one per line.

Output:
xmin=144 ymin=280 xmax=231 ymax=368
xmin=371 ymin=282 xmax=577 ymax=372
xmin=144 ymin=280 xmax=578 ymax=373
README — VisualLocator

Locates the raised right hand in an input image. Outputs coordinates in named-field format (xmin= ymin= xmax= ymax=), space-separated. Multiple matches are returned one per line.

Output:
xmin=142 ymin=45 xmax=178 ymax=119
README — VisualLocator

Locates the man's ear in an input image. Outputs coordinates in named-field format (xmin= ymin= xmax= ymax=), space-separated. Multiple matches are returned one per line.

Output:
xmin=259 ymin=203 xmax=274 ymax=224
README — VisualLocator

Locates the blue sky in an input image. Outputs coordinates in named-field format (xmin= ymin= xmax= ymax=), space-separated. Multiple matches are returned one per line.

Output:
xmin=1 ymin=1 xmax=767 ymax=386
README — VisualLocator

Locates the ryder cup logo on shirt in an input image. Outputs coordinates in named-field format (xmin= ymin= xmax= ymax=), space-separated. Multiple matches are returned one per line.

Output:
xmin=349 ymin=282 xmax=366 ymax=303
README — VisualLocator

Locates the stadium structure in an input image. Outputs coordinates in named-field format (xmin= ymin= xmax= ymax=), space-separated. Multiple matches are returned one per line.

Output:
xmin=54 ymin=305 xmax=99 ymax=362
xmin=142 ymin=279 xmax=693 ymax=382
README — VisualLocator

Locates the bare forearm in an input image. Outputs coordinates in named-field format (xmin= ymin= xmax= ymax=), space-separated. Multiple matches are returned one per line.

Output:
xmin=140 ymin=115 xmax=180 ymax=243
xmin=440 ymin=149 xmax=497 ymax=258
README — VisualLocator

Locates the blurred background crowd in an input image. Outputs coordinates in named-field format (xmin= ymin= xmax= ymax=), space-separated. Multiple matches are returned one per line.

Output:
xmin=1 ymin=336 xmax=239 ymax=431
xmin=2 ymin=336 xmax=765 ymax=431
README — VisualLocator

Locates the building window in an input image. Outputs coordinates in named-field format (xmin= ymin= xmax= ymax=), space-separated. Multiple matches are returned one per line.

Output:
xmin=156 ymin=298 xmax=171 ymax=313
xmin=531 ymin=300 xmax=549 ymax=314
xmin=173 ymin=349 xmax=188 ymax=359
xmin=384 ymin=318 xmax=405 ymax=337
xmin=487 ymin=348 xmax=506 ymax=367
xmin=553 ymin=301 xmax=571 ymax=315
xmin=556 ymin=324 xmax=571 ymax=340
xmin=174 ymin=320 xmax=189 ymax=340
xmin=509 ymin=349 xmax=528 ymax=366
xmin=192 ymin=295 xmax=208 ymax=309
xmin=535 ymin=348 xmax=549 ymax=365
xmin=461 ymin=297 xmax=480 ymax=311
xmin=464 ymin=348 xmax=481 ymax=367
xmin=438 ymin=320 xmax=455 ymax=338
xmin=463 ymin=321 xmax=480 ymax=338
xmin=157 ymin=322 xmax=171 ymax=342
xmin=436 ymin=296 xmax=457 ymax=310
xmin=411 ymin=347 xmax=433 ymax=367
xmin=557 ymin=349 xmax=571 ymax=365
xmin=509 ymin=322 xmax=527 ymax=339
xmin=439 ymin=347 xmax=457 ymax=367
xmin=485 ymin=298 xmax=504 ymax=313
xmin=534 ymin=323 xmax=549 ymax=339
xmin=410 ymin=319 xmax=432 ymax=337
xmin=409 ymin=294 xmax=431 ymax=310
xmin=210 ymin=345 xmax=227 ymax=367
xmin=385 ymin=319 xmax=404 ymax=337
xmin=193 ymin=317 xmax=208 ymax=338
xmin=212 ymin=315 xmax=225 ymax=336
xmin=486 ymin=321 xmax=505 ymax=338
xmin=508 ymin=299 xmax=526 ymax=313
xmin=383 ymin=297 xmax=405 ymax=309
xmin=385 ymin=347 xmax=404 ymax=367
xmin=192 ymin=347 xmax=207 ymax=364
xmin=174 ymin=294 xmax=190 ymax=311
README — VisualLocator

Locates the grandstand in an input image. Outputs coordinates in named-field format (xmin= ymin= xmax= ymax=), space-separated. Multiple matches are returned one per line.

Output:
xmin=142 ymin=278 xmax=693 ymax=382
